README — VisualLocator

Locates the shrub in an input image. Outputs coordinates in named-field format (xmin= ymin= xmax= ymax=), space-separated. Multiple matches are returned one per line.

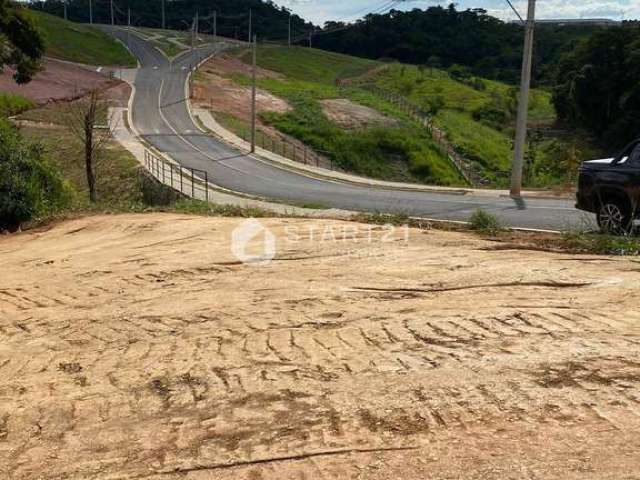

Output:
xmin=469 ymin=209 xmax=502 ymax=235
xmin=472 ymin=104 xmax=508 ymax=130
xmin=138 ymin=169 xmax=183 ymax=206
xmin=0 ymin=119 xmax=71 ymax=230
xmin=0 ymin=93 xmax=35 ymax=117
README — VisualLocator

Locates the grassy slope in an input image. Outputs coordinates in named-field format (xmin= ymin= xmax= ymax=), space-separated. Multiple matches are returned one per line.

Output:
xmin=251 ymin=46 xmax=376 ymax=84
xmin=0 ymin=93 xmax=35 ymax=117
xmin=230 ymin=46 xmax=463 ymax=186
xmin=17 ymin=102 xmax=141 ymax=206
xmin=26 ymin=10 xmax=136 ymax=67
xmin=371 ymin=64 xmax=556 ymax=178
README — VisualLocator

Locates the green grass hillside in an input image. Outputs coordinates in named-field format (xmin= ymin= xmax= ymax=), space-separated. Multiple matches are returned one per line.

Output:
xmin=26 ymin=10 xmax=136 ymax=66
xmin=225 ymin=46 xmax=463 ymax=186
xmin=369 ymin=64 xmax=557 ymax=179
xmin=247 ymin=46 xmax=377 ymax=84
xmin=245 ymin=47 xmax=598 ymax=188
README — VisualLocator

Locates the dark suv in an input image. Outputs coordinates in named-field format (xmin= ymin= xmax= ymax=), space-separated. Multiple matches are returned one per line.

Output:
xmin=576 ymin=139 xmax=640 ymax=233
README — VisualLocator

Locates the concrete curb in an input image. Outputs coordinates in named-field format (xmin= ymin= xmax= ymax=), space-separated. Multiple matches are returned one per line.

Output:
xmin=188 ymin=95 xmax=571 ymax=202
xmin=106 ymin=33 xmax=564 ymax=235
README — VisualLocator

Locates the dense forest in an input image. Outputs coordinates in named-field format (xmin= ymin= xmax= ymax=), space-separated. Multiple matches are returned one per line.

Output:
xmin=28 ymin=0 xmax=310 ymax=41
xmin=313 ymin=5 xmax=606 ymax=85
xmin=553 ymin=25 xmax=640 ymax=146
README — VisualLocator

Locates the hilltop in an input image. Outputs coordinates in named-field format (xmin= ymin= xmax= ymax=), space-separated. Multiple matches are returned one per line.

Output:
xmin=25 ymin=10 xmax=136 ymax=66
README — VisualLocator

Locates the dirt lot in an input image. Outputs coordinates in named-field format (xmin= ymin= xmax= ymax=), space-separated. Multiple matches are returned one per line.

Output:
xmin=321 ymin=99 xmax=397 ymax=129
xmin=0 ymin=58 xmax=119 ymax=105
xmin=1 ymin=213 xmax=639 ymax=479
xmin=192 ymin=54 xmax=291 ymax=125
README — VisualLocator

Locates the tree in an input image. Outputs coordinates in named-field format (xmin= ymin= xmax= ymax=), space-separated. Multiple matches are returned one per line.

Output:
xmin=0 ymin=0 xmax=44 ymax=84
xmin=0 ymin=119 xmax=69 ymax=231
xmin=65 ymin=90 xmax=114 ymax=202
xmin=553 ymin=26 xmax=640 ymax=145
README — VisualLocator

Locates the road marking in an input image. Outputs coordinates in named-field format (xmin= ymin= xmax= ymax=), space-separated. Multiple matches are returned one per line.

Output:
xmin=157 ymin=78 xmax=285 ymax=185
xmin=143 ymin=47 xmax=581 ymax=223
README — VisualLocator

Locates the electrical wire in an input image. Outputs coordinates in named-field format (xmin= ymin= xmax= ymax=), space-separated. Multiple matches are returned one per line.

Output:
xmin=504 ymin=0 xmax=525 ymax=24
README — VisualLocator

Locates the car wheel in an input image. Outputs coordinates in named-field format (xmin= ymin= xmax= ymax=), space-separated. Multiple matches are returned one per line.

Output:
xmin=597 ymin=200 xmax=631 ymax=235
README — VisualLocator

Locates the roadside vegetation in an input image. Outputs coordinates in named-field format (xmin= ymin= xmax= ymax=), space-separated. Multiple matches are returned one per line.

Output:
xmin=212 ymin=45 xmax=464 ymax=186
xmin=26 ymin=10 xmax=136 ymax=66
xmin=0 ymin=93 xmax=35 ymax=117
xmin=202 ymin=45 xmax=600 ymax=189
xmin=469 ymin=209 xmax=503 ymax=235
xmin=131 ymin=27 xmax=195 ymax=58
xmin=366 ymin=62 xmax=600 ymax=187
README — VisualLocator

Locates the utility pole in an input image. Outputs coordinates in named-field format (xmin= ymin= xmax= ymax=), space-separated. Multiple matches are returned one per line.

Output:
xmin=308 ymin=30 xmax=312 ymax=48
xmin=213 ymin=11 xmax=217 ymax=41
xmin=127 ymin=7 xmax=130 ymax=48
xmin=288 ymin=12 xmax=291 ymax=48
xmin=190 ymin=14 xmax=195 ymax=50
xmin=89 ymin=0 xmax=92 ymax=24
xmin=248 ymin=8 xmax=252 ymax=43
xmin=63 ymin=1 xmax=67 ymax=20
xmin=250 ymin=34 xmax=257 ymax=154
xmin=510 ymin=0 xmax=536 ymax=198
xmin=161 ymin=0 xmax=165 ymax=29
xmin=110 ymin=0 xmax=114 ymax=25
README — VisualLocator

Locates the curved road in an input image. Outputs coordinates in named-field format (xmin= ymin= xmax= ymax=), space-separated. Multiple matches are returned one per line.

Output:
xmin=111 ymin=29 xmax=591 ymax=230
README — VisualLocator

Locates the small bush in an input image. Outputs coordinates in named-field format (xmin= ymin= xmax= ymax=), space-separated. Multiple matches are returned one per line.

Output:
xmin=0 ymin=119 xmax=71 ymax=231
xmin=138 ymin=169 xmax=183 ymax=206
xmin=469 ymin=209 xmax=502 ymax=235
xmin=472 ymin=104 xmax=508 ymax=130
xmin=0 ymin=93 xmax=35 ymax=117
xmin=561 ymin=230 xmax=640 ymax=255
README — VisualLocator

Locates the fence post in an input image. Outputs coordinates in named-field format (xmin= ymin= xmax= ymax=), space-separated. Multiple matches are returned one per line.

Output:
xmin=170 ymin=164 xmax=174 ymax=188
xmin=304 ymin=147 xmax=307 ymax=165
xmin=180 ymin=167 xmax=184 ymax=193
xmin=191 ymin=169 xmax=195 ymax=198
xmin=162 ymin=161 xmax=166 ymax=184
xmin=205 ymin=171 xmax=209 ymax=202
xmin=293 ymin=146 xmax=296 ymax=163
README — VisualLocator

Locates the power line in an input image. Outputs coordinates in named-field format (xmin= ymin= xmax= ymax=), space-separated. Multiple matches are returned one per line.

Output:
xmin=504 ymin=0 xmax=525 ymax=24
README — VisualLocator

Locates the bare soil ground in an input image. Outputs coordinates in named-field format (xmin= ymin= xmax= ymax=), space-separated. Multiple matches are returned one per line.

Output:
xmin=0 ymin=58 xmax=119 ymax=105
xmin=192 ymin=55 xmax=290 ymax=125
xmin=321 ymin=99 xmax=397 ymax=130
xmin=1 ymin=213 xmax=639 ymax=480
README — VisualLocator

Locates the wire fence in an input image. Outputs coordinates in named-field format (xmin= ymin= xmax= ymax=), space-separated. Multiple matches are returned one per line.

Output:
xmin=238 ymin=128 xmax=335 ymax=170
xmin=144 ymin=149 xmax=211 ymax=201
xmin=360 ymin=84 xmax=486 ymax=186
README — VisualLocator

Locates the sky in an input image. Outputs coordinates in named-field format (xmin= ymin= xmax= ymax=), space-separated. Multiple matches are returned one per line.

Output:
xmin=277 ymin=0 xmax=638 ymax=25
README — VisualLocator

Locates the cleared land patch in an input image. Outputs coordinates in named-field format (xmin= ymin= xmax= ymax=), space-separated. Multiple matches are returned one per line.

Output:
xmin=320 ymin=98 xmax=397 ymax=129
xmin=1 ymin=214 xmax=639 ymax=479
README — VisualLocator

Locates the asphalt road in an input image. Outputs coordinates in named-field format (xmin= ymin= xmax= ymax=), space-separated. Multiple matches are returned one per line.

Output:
xmin=110 ymin=29 xmax=592 ymax=231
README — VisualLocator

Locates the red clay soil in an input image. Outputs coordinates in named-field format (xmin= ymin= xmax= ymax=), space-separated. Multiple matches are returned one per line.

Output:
xmin=0 ymin=58 xmax=117 ymax=105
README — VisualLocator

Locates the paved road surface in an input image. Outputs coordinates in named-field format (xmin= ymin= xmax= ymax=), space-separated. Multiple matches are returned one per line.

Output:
xmin=110 ymin=29 xmax=592 ymax=231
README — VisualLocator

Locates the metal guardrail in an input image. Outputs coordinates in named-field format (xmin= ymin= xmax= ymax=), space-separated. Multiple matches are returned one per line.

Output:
xmin=359 ymin=84 xmax=484 ymax=186
xmin=143 ymin=149 xmax=210 ymax=202
xmin=240 ymin=129 xmax=335 ymax=170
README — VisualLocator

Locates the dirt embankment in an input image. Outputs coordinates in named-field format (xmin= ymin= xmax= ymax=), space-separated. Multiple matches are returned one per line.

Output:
xmin=192 ymin=54 xmax=291 ymax=126
xmin=1 ymin=213 xmax=639 ymax=479
xmin=321 ymin=98 xmax=397 ymax=129
xmin=0 ymin=58 xmax=127 ymax=106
